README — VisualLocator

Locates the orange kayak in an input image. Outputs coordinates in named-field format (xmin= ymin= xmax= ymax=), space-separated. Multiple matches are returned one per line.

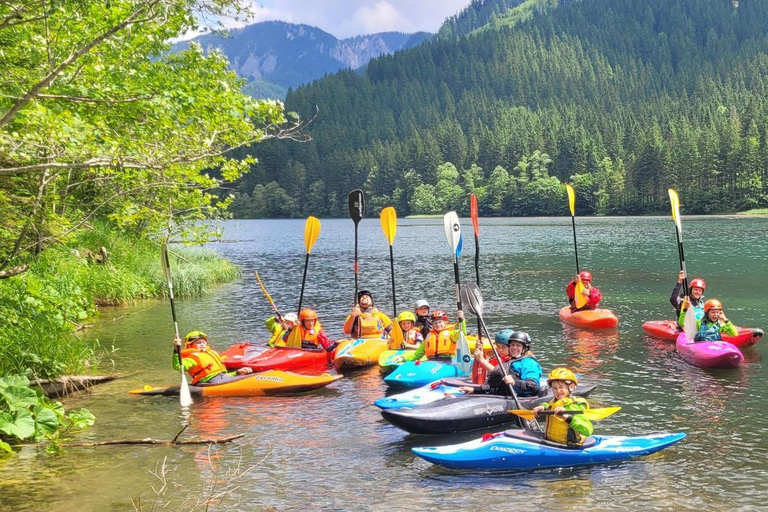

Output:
xmin=129 ymin=370 xmax=342 ymax=397
xmin=559 ymin=306 xmax=618 ymax=329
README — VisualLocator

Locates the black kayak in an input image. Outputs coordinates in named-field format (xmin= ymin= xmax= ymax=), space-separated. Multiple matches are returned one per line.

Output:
xmin=380 ymin=384 xmax=596 ymax=435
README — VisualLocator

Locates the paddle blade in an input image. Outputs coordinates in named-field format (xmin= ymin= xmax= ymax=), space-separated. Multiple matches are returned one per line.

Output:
xmin=455 ymin=331 xmax=472 ymax=374
xmin=683 ymin=304 xmax=697 ymax=340
xmin=179 ymin=372 xmax=193 ymax=407
xmin=668 ymin=188 xmax=682 ymax=233
xmin=254 ymin=271 xmax=274 ymax=304
xmin=380 ymin=206 xmax=397 ymax=245
xmin=509 ymin=407 xmax=621 ymax=421
xmin=460 ymin=283 xmax=484 ymax=317
xmin=304 ymin=216 xmax=321 ymax=254
xmin=470 ymin=194 xmax=479 ymax=236
xmin=566 ymin=184 xmax=576 ymax=216
xmin=390 ymin=322 xmax=405 ymax=349
xmin=286 ymin=327 xmax=302 ymax=349
xmin=444 ymin=211 xmax=461 ymax=260
xmin=574 ymin=280 xmax=588 ymax=309
xmin=348 ymin=189 xmax=365 ymax=225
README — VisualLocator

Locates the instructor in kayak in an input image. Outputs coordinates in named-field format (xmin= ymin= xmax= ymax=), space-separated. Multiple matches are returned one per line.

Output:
xmin=173 ymin=331 xmax=253 ymax=385
xmin=459 ymin=330 xmax=542 ymax=397
xmin=343 ymin=290 xmax=393 ymax=339
xmin=566 ymin=271 xmax=602 ymax=311
xmin=670 ymin=271 xmax=706 ymax=326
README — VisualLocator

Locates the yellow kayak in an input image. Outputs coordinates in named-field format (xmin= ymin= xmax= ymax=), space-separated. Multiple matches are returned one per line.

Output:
xmin=333 ymin=338 xmax=390 ymax=369
xmin=129 ymin=370 xmax=342 ymax=397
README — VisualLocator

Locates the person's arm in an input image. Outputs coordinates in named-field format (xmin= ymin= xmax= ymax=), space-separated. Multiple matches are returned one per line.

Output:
xmin=670 ymin=281 xmax=684 ymax=310
xmin=481 ymin=365 xmax=505 ymax=394
xmin=588 ymin=287 xmax=602 ymax=307
xmin=411 ymin=341 xmax=426 ymax=360
xmin=514 ymin=359 xmax=542 ymax=395
xmin=720 ymin=316 xmax=738 ymax=337
xmin=342 ymin=314 xmax=356 ymax=335
xmin=563 ymin=401 xmax=593 ymax=437
xmin=565 ymin=280 xmax=576 ymax=299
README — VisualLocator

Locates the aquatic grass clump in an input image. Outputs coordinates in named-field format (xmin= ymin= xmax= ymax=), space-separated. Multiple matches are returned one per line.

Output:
xmin=163 ymin=248 xmax=240 ymax=298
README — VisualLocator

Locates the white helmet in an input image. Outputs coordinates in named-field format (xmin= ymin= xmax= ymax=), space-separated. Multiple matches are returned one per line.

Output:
xmin=415 ymin=300 xmax=429 ymax=309
xmin=283 ymin=312 xmax=298 ymax=323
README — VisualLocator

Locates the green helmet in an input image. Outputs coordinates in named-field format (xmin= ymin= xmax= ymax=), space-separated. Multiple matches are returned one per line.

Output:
xmin=184 ymin=331 xmax=208 ymax=344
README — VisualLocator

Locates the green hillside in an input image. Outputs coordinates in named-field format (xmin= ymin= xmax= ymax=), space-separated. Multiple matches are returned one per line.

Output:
xmin=232 ymin=0 xmax=768 ymax=218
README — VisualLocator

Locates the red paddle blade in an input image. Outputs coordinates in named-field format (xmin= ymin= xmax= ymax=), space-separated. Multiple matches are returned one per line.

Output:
xmin=470 ymin=194 xmax=479 ymax=236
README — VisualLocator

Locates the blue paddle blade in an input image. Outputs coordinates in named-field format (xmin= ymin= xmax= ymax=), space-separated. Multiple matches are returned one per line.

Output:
xmin=456 ymin=234 xmax=463 ymax=259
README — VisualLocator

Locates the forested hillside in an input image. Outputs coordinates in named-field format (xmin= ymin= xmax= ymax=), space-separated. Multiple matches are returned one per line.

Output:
xmin=232 ymin=0 xmax=768 ymax=218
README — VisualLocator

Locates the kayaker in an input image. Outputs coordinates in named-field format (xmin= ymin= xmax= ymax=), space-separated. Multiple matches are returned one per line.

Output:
xmin=532 ymin=368 xmax=593 ymax=447
xmin=414 ymin=299 xmax=432 ymax=339
xmin=409 ymin=309 xmax=466 ymax=361
xmin=265 ymin=312 xmax=298 ymax=347
xmin=173 ymin=331 xmax=253 ymax=385
xmin=394 ymin=311 xmax=423 ymax=349
xmin=670 ymin=271 xmax=706 ymax=325
xmin=688 ymin=299 xmax=738 ymax=342
xmin=566 ymin=271 xmax=602 ymax=311
xmin=459 ymin=330 xmax=542 ymax=397
xmin=343 ymin=290 xmax=394 ymax=339
xmin=283 ymin=309 xmax=336 ymax=351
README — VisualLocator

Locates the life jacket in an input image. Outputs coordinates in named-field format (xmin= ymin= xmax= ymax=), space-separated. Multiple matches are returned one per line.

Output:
xmin=543 ymin=396 xmax=589 ymax=445
xmin=697 ymin=320 xmax=725 ymax=342
xmin=356 ymin=310 xmax=387 ymax=339
xmin=298 ymin=321 xmax=324 ymax=348
xmin=180 ymin=348 xmax=228 ymax=385
xmin=471 ymin=355 xmax=510 ymax=384
xmin=692 ymin=304 xmax=705 ymax=322
xmin=423 ymin=329 xmax=456 ymax=359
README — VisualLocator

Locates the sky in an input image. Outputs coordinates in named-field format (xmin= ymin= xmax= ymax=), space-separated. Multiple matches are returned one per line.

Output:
xmin=209 ymin=0 xmax=473 ymax=39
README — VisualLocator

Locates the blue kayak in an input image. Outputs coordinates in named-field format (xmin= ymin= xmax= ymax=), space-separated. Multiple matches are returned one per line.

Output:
xmin=374 ymin=381 xmax=467 ymax=409
xmin=384 ymin=360 xmax=468 ymax=388
xmin=412 ymin=429 xmax=685 ymax=471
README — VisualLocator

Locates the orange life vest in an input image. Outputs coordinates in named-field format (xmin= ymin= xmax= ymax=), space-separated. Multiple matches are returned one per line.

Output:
xmin=345 ymin=309 xmax=390 ymax=339
xmin=423 ymin=329 xmax=456 ymax=359
xmin=180 ymin=348 xmax=228 ymax=385
xmin=298 ymin=321 xmax=323 ymax=347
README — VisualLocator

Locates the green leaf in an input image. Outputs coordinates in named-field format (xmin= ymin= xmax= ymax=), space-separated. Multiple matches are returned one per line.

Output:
xmin=34 ymin=406 xmax=59 ymax=437
xmin=0 ymin=385 xmax=39 ymax=412
xmin=0 ymin=409 xmax=36 ymax=440
xmin=67 ymin=409 xmax=95 ymax=430
xmin=0 ymin=439 xmax=12 ymax=454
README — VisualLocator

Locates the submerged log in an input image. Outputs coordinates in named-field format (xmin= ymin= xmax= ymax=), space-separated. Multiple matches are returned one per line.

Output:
xmin=57 ymin=434 xmax=245 ymax=447
xmin=32 ymin=375 xmax=120 ymax=398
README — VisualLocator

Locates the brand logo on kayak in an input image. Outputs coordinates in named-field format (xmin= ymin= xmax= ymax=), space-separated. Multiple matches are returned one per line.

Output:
xmin=489 ymin=446 xmax=525 ymax=455
xmin=431 ymin=365 xmax=443 ymax=374
xmin=474 ymin=404 xmax=505 ymax=416
xmin=253 ymin=376 xmax=284 ymax=383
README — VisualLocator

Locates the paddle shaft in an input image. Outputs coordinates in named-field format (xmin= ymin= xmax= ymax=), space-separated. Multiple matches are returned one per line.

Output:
xmin=473 ymin=233 xmax=482 ymax=337
xmin=255 ymin=271 xmax=283 ymax=321
xmin=162 ymin=248 xmax=181 ymax=358
xmin=570 ymin=215 xmax=580 ymax=274
xmin=297 ymin=252 xmax=310 ymax=313
xmin=389 ymin=244 xmax=397 ymax=317
xmin=453 ymin=259 xmax=463 ymax=311
xmin=674 ymin=225 xmax=690 ymax=297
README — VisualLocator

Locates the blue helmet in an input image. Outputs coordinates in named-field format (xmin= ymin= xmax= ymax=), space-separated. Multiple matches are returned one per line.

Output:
xmin=494 ymin=329 xmax=516 ymax=345
xmin=494 ymin=329 xmax=531 ymax=351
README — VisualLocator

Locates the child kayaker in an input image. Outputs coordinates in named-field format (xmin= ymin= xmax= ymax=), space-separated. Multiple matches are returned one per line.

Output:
xmin=414 ymin=299 xmax=432 ymax=339
xmin=688 ymin=299 xmax=738 ymax=342
xmin=532 ymin=368 xmax=593 ymax=446
xmin=392 ymin=311 xmax=423 ymax=349
xmin=343 ymin=290 xmax=394 ymax=339
xmin=265 ymin=312 xmax=297 ymax=347
xmin=670 ymin=271 xmax=706 ymax=325
xmin=283 ymin=309 xmax=336 ymax=351
xmin=410 ymin=309 xmax=466 ymax=361
xmin=566 ymin=271 xmax=602 ymax=311
xmin=173 ymin=331 xmax=253 ymax=385
xmin=459 ymin=330 xmax=542 ymax=397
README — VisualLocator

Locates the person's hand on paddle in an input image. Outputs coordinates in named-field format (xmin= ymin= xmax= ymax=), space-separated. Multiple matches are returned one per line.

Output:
xmin=457 ymin=386 xmax=474 ymax=395
xmin=351 ymin=304 xmax=362 ymax=318
xmin=532 ymin=405 xmax=545 ymax=418
xmin=173 ymin=336 xmax=182 ymax=349
xmin=473 ymin=345 xmax=486 ymax=362
xmin=502 ymin=374 xmax=516 ymax=386
xmin=678 ymin=270 xmax=687 ymax=283
xmin=235 ymin=367 xmax=253 ymax=375
xmin=457 ymin=310 xmax=464 ymax=321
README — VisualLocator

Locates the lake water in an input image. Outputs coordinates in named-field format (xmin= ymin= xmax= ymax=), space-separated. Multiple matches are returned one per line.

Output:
xmin=2 ymin=215 xmax=767 ymax=510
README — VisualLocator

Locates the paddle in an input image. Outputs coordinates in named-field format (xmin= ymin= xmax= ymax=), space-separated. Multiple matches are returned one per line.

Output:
xmin=348 ymin=190 xmax=364 ymax=338
xmin=255 ymin=270 xmax=283 ymax=322
xmin=161 ymin=243 xmax=193 ymax=407
xmin=297 ymin=216 xmax=321 ymax=314
xmin=380 ymin=206 xmax=398 ymax=318
xmin=565 ymin=184 xmax=587 ymax=310
xmin=444 ymin=212 xmax=471 ymax=374
xmin=470 ymin=193 xmax=483 ymax=338
xmin=460 ymin=283 xmax=533 ymax=430
xmin=509 ymin=407 xmax=621 ymax=421
xmin=668 ymin=189 xmax=698 ymax=338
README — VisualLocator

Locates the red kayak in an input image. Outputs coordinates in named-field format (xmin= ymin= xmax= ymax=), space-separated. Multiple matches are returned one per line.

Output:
xmin=220 ymin=343 xmax=332 ymax=374
xmin=559 ymin=306 xmax=618 ymax=329
xmin=643 ymin=320 xmax=763 ymax=348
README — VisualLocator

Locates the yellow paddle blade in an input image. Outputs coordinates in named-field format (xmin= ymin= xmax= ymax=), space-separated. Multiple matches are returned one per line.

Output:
xmin=254 ymin=271 xmax=275 ymax=305
xmin=509 ymin=407 xmax=621 ymax=421
xmin=668 ymin=188 xmax=682 ymax=233
xmin=285 ymin=327 xmax=302 ymax=349
xmin=304 ymin=216 xmax=321 ymax=254
xmin=390 ymin=322 xmax=405 ymax=349
xmin=574 ymin=279 xmax=588 ymax=309
xmin=565 ymin=184 xmax=576 ymax=216
xmin=380 ymin=206 xmax=397 ymax=245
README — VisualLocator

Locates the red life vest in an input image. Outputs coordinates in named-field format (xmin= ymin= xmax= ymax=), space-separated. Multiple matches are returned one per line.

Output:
xmin=180 ymin=348 xmax=228 ymax=384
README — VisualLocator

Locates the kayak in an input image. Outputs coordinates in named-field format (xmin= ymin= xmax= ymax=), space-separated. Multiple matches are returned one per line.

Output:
xmin=384 ymin=359 xmax=468 ymax=389
xmin=412 ymin=429 xmax=685 ymax=471
xmin=675 ymin=332 xmax=744 ymax=369
xmin=333 ymin=338 xmax=390 ymax=369
xmin=378 ymin=337 xmax=493 ymax=375
xmin=374 ymin=381 xmax=469 ymax=410
xmin=643 ymin=320 xmax=762 ymax=348
xmin=128 ymin=370 xmax=342 ymax=397
xmin=220 ymin=343 xmax=331 ymax=373
xmin=559 ymin=306 xmax=618 ymax=329
xmin=381 ymin=384 xmax=596 ymax=435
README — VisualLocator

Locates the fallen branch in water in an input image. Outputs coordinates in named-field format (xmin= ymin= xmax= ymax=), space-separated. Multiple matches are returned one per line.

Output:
xmin=16 ymin=426 xmax=244 ymax=447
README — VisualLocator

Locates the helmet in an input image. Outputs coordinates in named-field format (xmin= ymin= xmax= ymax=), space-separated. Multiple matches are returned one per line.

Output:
xmin=494 ymin=329 xmax=515 ymax=345
xmin=299 ymin=309 xmax=317 ymax=321
xmin=415 ymin=299 xmax=429 ymax=309
xmin=689 ymin=278 xmax=706 ymax=291
xmin=430 ymin=309 xmax=449 ymax=321
xmin=184 ymin=331 xmax=208 ymax=344
xmin=357 ymin=290 xmax=373 ymax=303
xmin=283 ymin=312 xmax=298 ymax=323
xmin=397 ymin=311 xmax=416 ymax=323
xmin=703 ymin=299 xmax=722 ymax=314
xmin=508 ymin=331 xmax=532 ymax=351
xmin=579 ymin=271 xmax=592 ymax=282
xmin=547 ymin=367 xmax=578 ymax=386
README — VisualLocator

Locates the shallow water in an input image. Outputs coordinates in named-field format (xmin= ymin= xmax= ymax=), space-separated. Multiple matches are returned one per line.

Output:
xmin=2 ymin=216 xmax=767 ymax=511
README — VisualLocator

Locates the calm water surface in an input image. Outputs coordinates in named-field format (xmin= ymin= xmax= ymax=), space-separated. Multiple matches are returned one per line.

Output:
xmin=2 ymin=216 xmax=768 ymax=511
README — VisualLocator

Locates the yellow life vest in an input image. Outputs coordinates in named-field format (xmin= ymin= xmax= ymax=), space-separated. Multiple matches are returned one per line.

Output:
xmin=543 ymin=396 xmax=589 ymax=445
xmin=423 ymin=329 xmax=456 ymax=359
xmin=180 ymin=348 xmax=228 ymax=385
xmin=346 ymin=309 xmax=390 ymax=339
